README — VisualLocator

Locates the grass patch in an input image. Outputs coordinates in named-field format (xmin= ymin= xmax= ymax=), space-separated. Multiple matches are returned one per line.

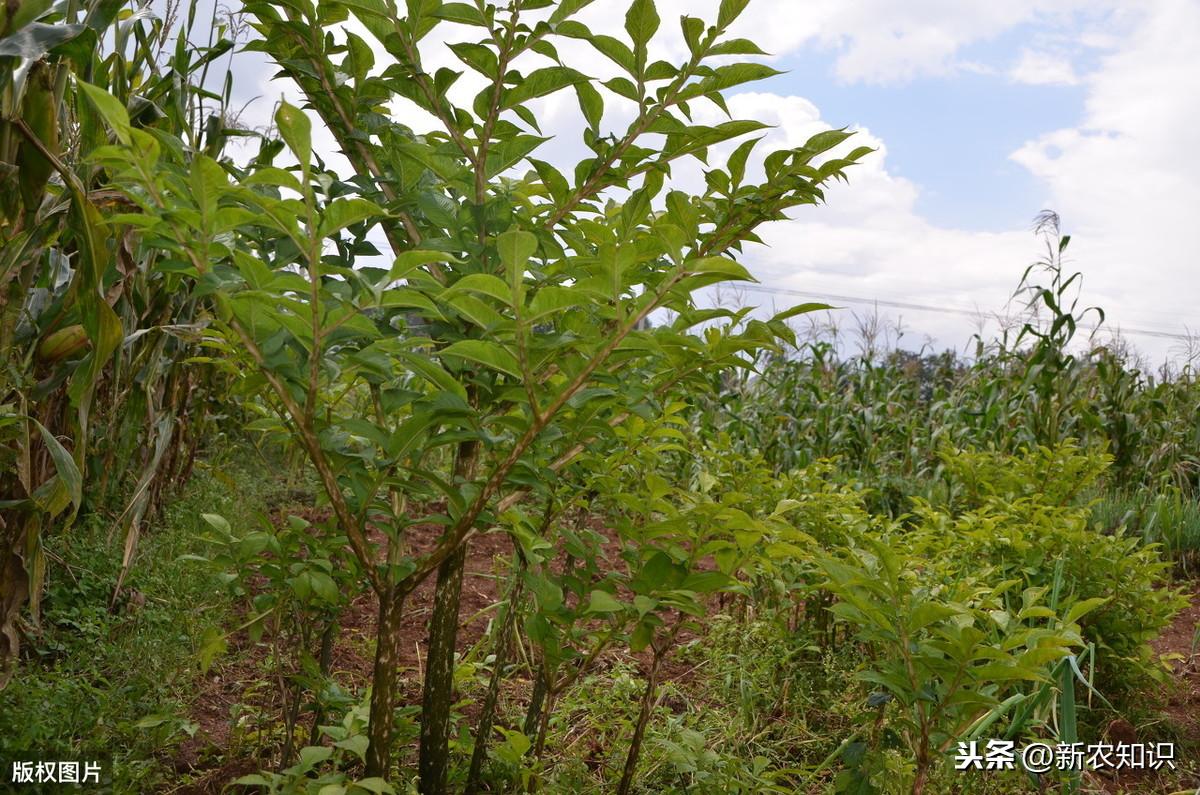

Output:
xmin=1092 ymin=486 xmax=1200 ymax=575
xmin=0 ymin=450 xmax=285 ymax=791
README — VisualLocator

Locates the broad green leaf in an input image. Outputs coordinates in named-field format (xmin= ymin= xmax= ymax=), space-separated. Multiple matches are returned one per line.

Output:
xmin=333 ymin=734 xmax=370 ymax=761
xmin=770 ymin=302 xmax=833 ymax=323
xmin=198 ymin=626 xmax=227 ymax=674
xmin=0 ymin=23 xmax=85 ymax=59
xmin=575 ymin=80 xmax=603 ymax=130
xmin=351 ymin=778 xmax=396 ymax=795
xmin=624 ymin=0 xmax=659 ymax=48
xmin=687 ymin=256 xmax=756 ymax=282
xmin=588 ymin=34 xmax=635 ymax=73
xmin=439 ymin=340 xmax=522 ymax=378
xmin=34 ymin=421 xmax=81 ymax=518
xmin=383 ymin=251 xmax=458 ymax=286
xmin=78 ymin=80 xmax=131 ymax=144
xmin=1063 ymin=597 xmax=1110 ymax=626
xmin=397 ymin=352 xmax=468 ymax=400
xmin=549 ymin=0 xmax=594 ymax=24
xmin=497 ymin=229 xmax=537 ymax=301
xmin=443 ymin=273 xmax=511 ymax=304
xmin=717 ymin=0 xmax=751 ymax=29
xmin=504 ymin=67 xmax=587 ymax=107
xmin=319 ymin=198 xmax=383 ymax=238
xmin=586 ymin=589 xmax=624 ymax=614
xmin=275 ymin=102 xmax=312 ymax=172
xmin=526 ymin=286 xmax=583 ymax=320
xmin=497 ymin=230 xmax=537 ymax=270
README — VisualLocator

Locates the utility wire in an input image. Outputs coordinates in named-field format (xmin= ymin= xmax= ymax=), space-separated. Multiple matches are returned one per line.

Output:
xmin=735 ymin=284 xmax=1195 ymax=342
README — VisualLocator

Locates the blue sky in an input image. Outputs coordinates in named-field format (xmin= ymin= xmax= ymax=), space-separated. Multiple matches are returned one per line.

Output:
xmin=778 ymin=44 xmax=1087 ymax=232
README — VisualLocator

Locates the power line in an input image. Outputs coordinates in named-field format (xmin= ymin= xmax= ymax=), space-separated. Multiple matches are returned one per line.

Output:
xmin=735 ymin=284 xmax=1195 ymax=343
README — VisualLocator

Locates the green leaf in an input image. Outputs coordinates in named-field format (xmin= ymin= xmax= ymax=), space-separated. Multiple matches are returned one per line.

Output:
xmin=770 ymin=302 xmax=833 ymax=323
xmin=680 ymin=570 xmax=731 ymax=593
xmin=34 ymin=421 xmax=81 ymax=518
xmin=624 ymin=0 xmax=659 ymax=48
xmin=497 ymin=230 xmax=538 ymax=270
xmin=504 ymin=67 xmax=588 ymax=107
xmin=802 ymin=128 xmax=854 ymax=156
xmin=443 ymin=273 xmax=511 ymax=304
xmin=695 ymin=63 xmax=783 ymax=95
xmin=310 ymin=572 xmax=339 ymax=604
xmin=200 ymin=513 xmax=232 ymax=536
xmin=275 ymin=102 xmax=312 ymax=172
xmin=439 ymin=340 xmax=522 ymax=378
xmin=680 ymin=16 xmax=704 ymax=54
xmin=1063 ymin=597 xmax=1110 ymax=626
xmin=333 ymin=734 xmax=370 ymax=761
xmin=293 ymin=745 xmax=333 ymax=774
xmin=587 ymin=34 xmax=635 ymax=73
xmin=232 ymin=774 xmax=274 ymax=786
xmin=497 ymin=229 xmax=537 ymax=301
xmin=717 ymin=0 xmax=751 ymax=29
xmin=350 ymin=778 xmax=396 ymax=795
xmin=709 ymin=37 xmax=767 ymax=56
xmin=575 ymin=80 xmax=603 ymax=130
xmin=383 ymin=250 xmax=458 ymax=286
xmin=527 ymin=286 xmax=583 ymax=320
xmin=549 ymin=0 xmax=594 ymax=24
xmin=0 ymin=23 xmax=85 ymax=59
xmin=444 ymin=293 xmax=505 ymax=329
xmin=630 ymin=621 xmax=653 ymax=652
xmin=687 ymin=256 xmax=756 ymax=282
xmin=198 ymin=626 xmax=227 ymax=674
xmin=448 ymin=42 xmax=498 ymax=78
xmin=319 ymin=198 xmax=383 ymax=238
xmin=586 ymin=589 xmax=624 ymax=614
xmin=397 ymin=352 xmax=468 ymax=400
xmin=77 ymin=81 xmax=131 ymax=144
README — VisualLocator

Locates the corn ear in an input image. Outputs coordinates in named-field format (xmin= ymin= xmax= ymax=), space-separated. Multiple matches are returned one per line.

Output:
xmin=17 ymin=61 xmax=58 ymax=218
xmin=36 ymin=323 xmax=89 ymax=362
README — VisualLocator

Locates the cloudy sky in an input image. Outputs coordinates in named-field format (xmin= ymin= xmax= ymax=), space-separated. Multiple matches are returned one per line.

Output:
xmin=222 ymin=0 xmax=1199 ymax=364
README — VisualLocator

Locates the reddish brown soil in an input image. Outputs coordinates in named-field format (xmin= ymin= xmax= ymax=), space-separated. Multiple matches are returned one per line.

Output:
xmin=170 ymin=504 xmax=520 ymax=793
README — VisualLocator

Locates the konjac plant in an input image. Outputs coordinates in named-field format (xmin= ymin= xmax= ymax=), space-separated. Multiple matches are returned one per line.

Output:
xmin=83 ymin=0 xmax=870 ymax=788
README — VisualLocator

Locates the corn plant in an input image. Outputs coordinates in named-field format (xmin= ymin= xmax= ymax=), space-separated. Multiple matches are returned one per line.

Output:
xmin=0 ymin=0 xmax=243 ymax=686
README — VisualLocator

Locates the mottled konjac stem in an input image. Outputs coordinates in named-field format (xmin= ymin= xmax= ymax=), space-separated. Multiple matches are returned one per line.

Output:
xmin=418 ymin=436 xmax=479 ymax=794
xmin=523 ymin=667 xmax=548 ymax=738
xmin=418 ymin=543 xmax=468 ymax=794
xmin=464 ymin=566 xmax=525 ymax=795
xmin=365 ymin=589 xmax=406 ymax=777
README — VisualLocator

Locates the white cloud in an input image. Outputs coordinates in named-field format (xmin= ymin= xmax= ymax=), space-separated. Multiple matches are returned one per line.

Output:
xmin=1010 ymin=0 xmax=1200 ymax=357
xmin=700 ymin=0 xmax=1198 ymax=361
xmin=1009 ymin=48 xmax=1080 ymax=85
xmin=723 ymin=0 xmax=1115 ymax=84
xmin=703 ymin=91 xmax=1033 ymax=351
